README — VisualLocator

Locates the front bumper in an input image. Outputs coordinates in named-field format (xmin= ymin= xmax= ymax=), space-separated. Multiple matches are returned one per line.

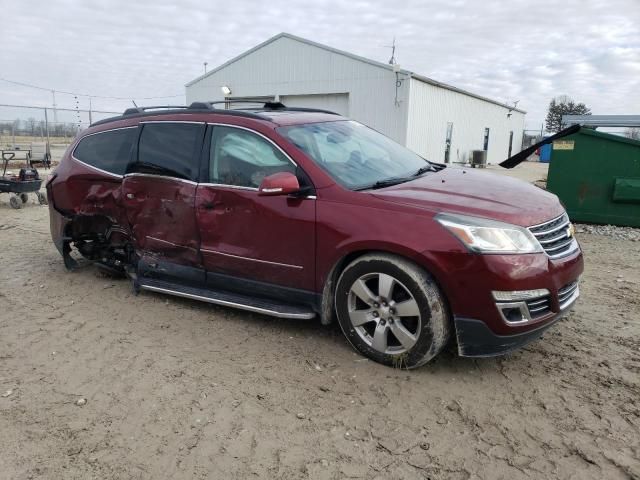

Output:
xmin=455 ymin=290 xmax=578 ymax=357
xmin=419 ymin=237 xmax=584 ymax=357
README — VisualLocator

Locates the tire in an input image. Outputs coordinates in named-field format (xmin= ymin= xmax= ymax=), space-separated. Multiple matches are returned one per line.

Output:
xmin=9 ymin=196 xmax=22 ymax=209
xmin=19 ymin=193 xmax=29 ymax=204
xmin=335 ymin=253 xmax=450 ymax=369
xmin=36 ymin=191 xmax=48 ymax=205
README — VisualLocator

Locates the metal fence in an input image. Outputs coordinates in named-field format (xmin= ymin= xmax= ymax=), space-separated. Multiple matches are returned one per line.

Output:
xmin=522 ymin=129 xmax=546 ymax=149
xmin=0 ymin=103 xmax=119 ymax=161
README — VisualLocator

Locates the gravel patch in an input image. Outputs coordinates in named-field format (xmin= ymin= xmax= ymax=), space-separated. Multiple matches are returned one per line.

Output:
xmin=575 ymin=223 xmax=640 ymax=241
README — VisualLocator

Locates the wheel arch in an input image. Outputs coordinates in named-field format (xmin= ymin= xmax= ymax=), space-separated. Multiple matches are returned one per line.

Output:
xmin=318 ymin=244 xmax=453 ymax=326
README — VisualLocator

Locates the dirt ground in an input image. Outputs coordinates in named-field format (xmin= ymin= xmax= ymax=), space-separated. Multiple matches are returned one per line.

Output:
xmin=1 ymin=163 xmax=639 ymax=480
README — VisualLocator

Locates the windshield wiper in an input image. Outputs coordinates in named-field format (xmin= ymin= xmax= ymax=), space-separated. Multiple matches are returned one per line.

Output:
xmin=413 ymin=164 xmax=435 ymax=177
xmin=354 ymin=177 xmax=411 ymax=191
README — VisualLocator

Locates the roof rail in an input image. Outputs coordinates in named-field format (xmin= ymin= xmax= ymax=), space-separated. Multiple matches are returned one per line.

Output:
xmin=187 ymin=100 xmax=286 ymax=110
xmin=187 ymin=100 xmax=338 ymax=115
xmin=91 ymin=101 xmax=340 ymax=128
xmin=123 ymin=105 xmax=189 ymax=116
xmin=269 ymin=106 xmax=339 ymax=115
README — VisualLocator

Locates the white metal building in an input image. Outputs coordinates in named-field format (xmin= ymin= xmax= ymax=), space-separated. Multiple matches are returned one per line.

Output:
xmin=186 ymin=33 xmax=526 ymax=165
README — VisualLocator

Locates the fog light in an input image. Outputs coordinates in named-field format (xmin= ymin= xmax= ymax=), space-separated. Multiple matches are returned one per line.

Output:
xmin=502 ymin=306 xmax=526 ymax=323
xmin=496 ymin=302 xmax=529 ymax=324
xmin=492 ymin=289 xmax=549 ymax=302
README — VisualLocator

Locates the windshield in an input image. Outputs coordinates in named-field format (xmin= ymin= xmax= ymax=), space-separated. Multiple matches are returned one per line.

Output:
xmin=277 ymin=120 xmax=434 ymax=190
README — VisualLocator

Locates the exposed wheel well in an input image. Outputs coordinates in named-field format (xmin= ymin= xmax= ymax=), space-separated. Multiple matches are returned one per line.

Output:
xmin=63 ymin=214 xmax=132 ymax=269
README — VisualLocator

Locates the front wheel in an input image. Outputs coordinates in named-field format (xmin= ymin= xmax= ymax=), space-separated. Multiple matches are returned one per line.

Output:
xmin=335 ymin=254 xmax=450 ymax=369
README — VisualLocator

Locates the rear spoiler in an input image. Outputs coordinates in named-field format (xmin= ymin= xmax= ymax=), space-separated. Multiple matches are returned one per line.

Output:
xmin=499 ymin=124 xmax=581 ymax=169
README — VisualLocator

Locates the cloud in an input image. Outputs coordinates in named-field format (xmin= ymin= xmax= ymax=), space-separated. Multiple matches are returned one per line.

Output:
xmin=2 ymin=0 xmax=638 ymax=128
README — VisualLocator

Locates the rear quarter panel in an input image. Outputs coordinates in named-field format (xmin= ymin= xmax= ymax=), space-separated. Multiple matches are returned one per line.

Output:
xmin=50 ymin=152 xmax=128 ymax=227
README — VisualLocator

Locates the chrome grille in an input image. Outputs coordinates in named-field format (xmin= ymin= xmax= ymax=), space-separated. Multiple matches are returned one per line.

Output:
xmin=526 ymin=295 xmax=551 ymax=318
xmin=558 ymin=280 xmax=579 ymax=309
xmin=528 ymin=213 xmax=579 ymax=259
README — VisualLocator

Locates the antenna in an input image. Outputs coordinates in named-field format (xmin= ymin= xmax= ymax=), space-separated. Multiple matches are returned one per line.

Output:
xmin=385 ymin=37 xmax=397 ymax=65
xmin=383 ymin=37 xmax=403 ymax=106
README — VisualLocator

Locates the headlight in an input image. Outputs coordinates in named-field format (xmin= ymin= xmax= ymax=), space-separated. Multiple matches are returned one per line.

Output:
xmin=435 ymin=213 xmax=542 ymax=254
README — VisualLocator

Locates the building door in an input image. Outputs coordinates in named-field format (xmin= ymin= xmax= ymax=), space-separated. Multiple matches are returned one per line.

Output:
xmin=122 ymin=122 xmax=206 ymax=275
xmin=508 ymin=131 xmax=514 ymax=157
xmin=195 ymin=125 xmax=316 ymax=292
xmin=280 ymin=93 xmax=349 ymax=117
xmin=444 ymin=122 xmax=453 ymax=163
xmin=483 ymin=128 xmax=490 ymax=151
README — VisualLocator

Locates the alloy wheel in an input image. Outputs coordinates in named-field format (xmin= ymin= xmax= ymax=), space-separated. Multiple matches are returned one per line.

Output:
xmin=347 ymin=272 xmax=422 ymax=354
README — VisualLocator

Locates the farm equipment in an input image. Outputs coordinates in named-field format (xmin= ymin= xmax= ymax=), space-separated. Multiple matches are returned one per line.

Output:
xmin=1 ymin=151 xmax=47 ymax=209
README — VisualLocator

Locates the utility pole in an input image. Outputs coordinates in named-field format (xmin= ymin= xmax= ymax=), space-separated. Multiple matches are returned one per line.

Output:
xmin=75 ymin=96 xmax=81 ymax=131
xmin=44 ymin=108 xmax=51 ymax=162
xmin=89 ymin=97 xmax=93 ymax=124
xmin=204 ymin=62 xmax=208 ymax=75
xmin=52 ymin=90 xmax=58 ymax=123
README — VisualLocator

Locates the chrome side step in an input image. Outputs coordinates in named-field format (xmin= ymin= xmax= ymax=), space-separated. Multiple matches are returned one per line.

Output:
xmin=138 ymin=278 xmax=316 ymax=320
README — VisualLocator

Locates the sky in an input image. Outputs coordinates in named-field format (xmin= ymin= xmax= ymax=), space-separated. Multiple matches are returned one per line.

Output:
xmin=1 ymin=0 xmax=639 ymax=130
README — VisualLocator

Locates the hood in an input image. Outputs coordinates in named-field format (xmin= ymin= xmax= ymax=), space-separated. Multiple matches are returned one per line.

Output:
xmin=371 ymin=167 xmax=564 ymax=227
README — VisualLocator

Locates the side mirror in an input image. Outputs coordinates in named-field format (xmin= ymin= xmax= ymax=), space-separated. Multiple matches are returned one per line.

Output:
xmin=258 ymin=172 xmax=300 ymax=196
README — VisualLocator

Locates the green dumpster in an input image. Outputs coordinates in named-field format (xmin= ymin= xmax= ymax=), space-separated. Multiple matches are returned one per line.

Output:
xmin=546 ymin=127 xmax=640 ymax=227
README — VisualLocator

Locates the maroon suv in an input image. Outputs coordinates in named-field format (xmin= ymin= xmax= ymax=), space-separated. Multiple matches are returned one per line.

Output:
xmin=47 ymin=102 xmax=583 ymax=368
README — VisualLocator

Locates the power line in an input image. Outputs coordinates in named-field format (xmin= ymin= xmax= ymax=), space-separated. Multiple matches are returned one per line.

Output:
xmin=0 ymin=103 xmax=118 ymax=114
xmin=0 ymin=77 xmax=184 ymax=100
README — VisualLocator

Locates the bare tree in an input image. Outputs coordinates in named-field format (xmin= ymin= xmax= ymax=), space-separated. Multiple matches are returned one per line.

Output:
xmin=27 ymin=117 xmax=37 ymax=136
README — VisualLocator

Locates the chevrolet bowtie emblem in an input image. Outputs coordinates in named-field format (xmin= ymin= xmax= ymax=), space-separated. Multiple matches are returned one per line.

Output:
xmin=566 ymin=224 xmax=575 ymax=238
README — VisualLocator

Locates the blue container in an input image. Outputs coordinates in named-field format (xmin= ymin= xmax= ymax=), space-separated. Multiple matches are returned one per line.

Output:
xmin=539 ymin=143 xmax=552 ymax=163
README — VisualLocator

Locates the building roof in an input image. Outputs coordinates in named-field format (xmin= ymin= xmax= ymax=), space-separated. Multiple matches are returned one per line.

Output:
xmin=186 ymin=32 xmax=526 ymax=114
xmin=562 ymin=115 xmax=640 ymax=128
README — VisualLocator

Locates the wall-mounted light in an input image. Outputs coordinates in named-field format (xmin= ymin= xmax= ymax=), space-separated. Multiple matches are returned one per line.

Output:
xmin=506 ymin=100 xmax=519 ymax=118
xmin=221 ymin=85 xmax=232 ymax=96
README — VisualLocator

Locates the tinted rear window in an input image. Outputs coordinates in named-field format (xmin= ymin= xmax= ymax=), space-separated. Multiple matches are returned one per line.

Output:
xmin=137 ymin=123 xmax=202 ymax=181
xmin=73 ymin=127 xmax=137 ymax=175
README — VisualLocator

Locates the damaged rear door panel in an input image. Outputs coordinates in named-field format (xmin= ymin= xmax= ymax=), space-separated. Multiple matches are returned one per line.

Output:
xmin=121 ymin=121 xmax=206 ymax=282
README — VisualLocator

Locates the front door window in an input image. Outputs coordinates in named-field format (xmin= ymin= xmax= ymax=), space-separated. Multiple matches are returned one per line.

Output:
xmin=210 ymin=126 xmax=295 ymax=188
